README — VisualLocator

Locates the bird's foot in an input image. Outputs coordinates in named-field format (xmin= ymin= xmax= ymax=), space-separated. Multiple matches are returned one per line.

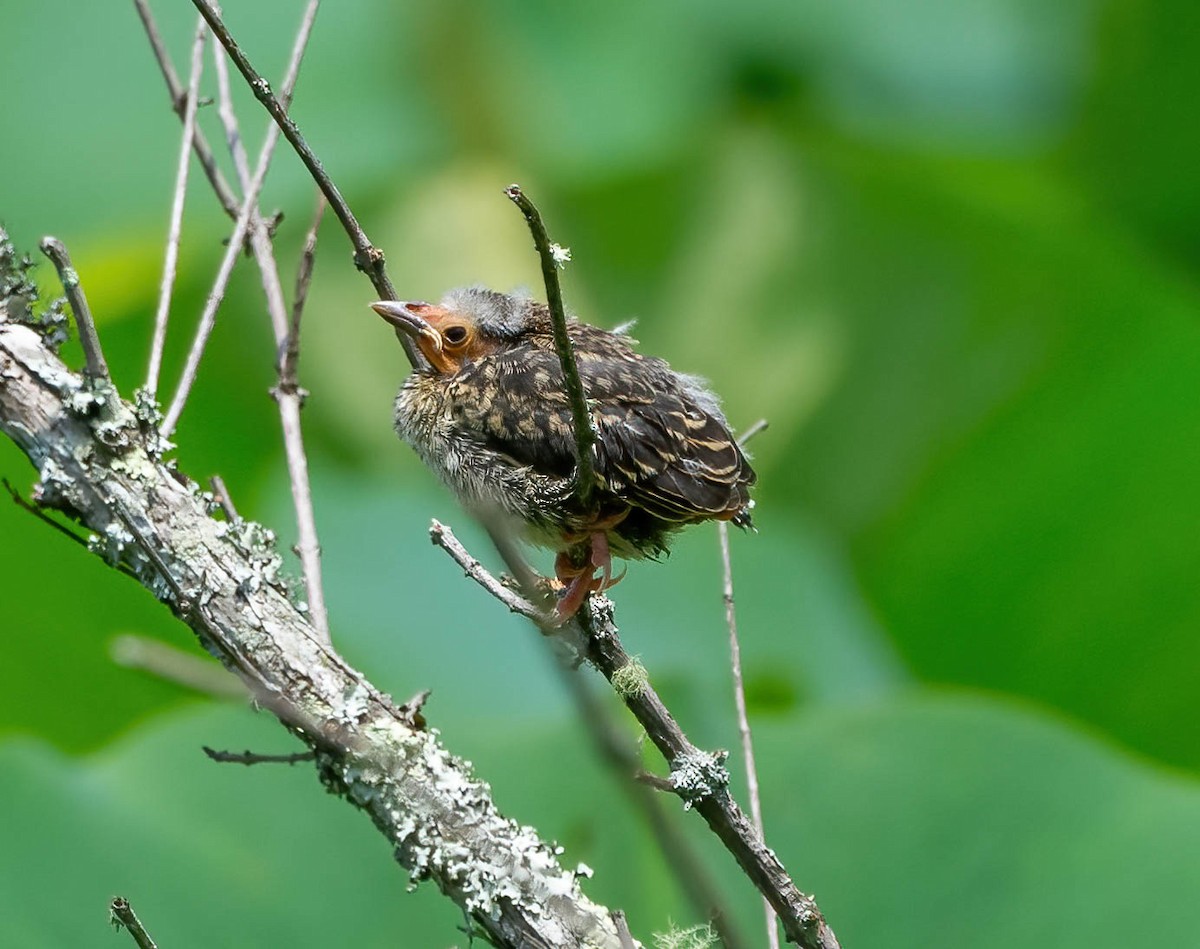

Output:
xmin=553 ymin=532 xmax=624 ymax=622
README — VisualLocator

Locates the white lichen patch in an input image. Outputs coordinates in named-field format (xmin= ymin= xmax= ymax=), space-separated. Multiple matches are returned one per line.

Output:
xmin=336 ymin=682 xmax=372 ymax=725
xmin=86 ymin=519 xmax=135 ymax=567
xmin=335 ymin=721 xmax=593 ymax=927
xmin=226 ymin=519 xmax=284 ymax=587
xmin=550 ymin=243 xmax=572 ymax=268
xmin=669 ymin=749 xmax=730 ymax=810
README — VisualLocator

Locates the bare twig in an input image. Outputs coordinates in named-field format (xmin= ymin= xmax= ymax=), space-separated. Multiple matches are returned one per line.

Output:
xmin=39 ymin=237 xmax=108 ymax=379
xmin=145 ymin=16 xmax=207 ymax=397
xmin=132 ymin=0 xmax=241 ymax=219
xmin=184 ymin=0 xmax=426 ymax=373
xmin=429 ymin=520 xmax=545 ymax=621
xmin=202 ymin=746 xmax=315 ymax=765
xmin=4 ymin=477 xmax=91 ymax=550
xmin=281 ymin=193 xmax=326 ymax=390
xmin=722 ymin=416 xmax=776 ymax=947
xmin=208 ymin=475 xmax=239 ymax=522
xmin=737 ymin=418 xmax=769 ymax=447
xmin=718 ymin=520 xmax=777 ymax=949
xmin=110 ymin=897 xmax=158 ymax=949
xmin=503 ymin=184 xmax=597 ymax=506
xmin=210 ymin=23 xmax=250 ymax=187
xmin=110 ymin=634 xmax=247 ymax=699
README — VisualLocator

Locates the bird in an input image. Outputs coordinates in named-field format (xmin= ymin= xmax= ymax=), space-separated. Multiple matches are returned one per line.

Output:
xmin=372 ymin=287 xmax=756 ymax=619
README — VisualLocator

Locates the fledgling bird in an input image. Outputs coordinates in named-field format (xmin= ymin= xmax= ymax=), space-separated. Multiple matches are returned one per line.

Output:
xmin=372 ymin=288 xmax=756 ymax=618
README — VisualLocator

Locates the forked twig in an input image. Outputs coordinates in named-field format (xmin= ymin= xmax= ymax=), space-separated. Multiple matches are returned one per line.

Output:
xmin=280 ymin=193 xmax=327 ymax=393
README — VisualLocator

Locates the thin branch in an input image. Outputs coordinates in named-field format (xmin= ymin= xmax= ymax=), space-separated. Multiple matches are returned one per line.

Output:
xmin=159 ymin=182 xmax=258 ymax=435
xmin=429 ymin=519 xmax=546 ymax=621
xmin=145 ymin=16 xmax=207 ymax=398
xmin=202 ymin=746 xmax=315 ymax=765
xmin=208 ymin=475 xmax=239 ymax=522
xmin=210 ymin=22 xmax=251 ymax=188
xmin=110 ymin=634 xmax=247 ymax=699
xmin=721 ymin=415 xmax=776 ymax=948
xmin=38 ymin=237 xmax=108 ymax=379
xmin=718 ymin=519 xmax=777 ymax=949
xmin=281 ymin=193 xmax=326 ymax=391
xmin=110 ymin=897 xmax=158 ymax=949
xmin=131 ymin=0 xmax=241 ymax=220
xmin=4 ymin=477 xmax=90 ymax=549
xmin=503 ymin=184 xmax=597 ymax=506
xmin=493 ymin=189 xmax=830 ymax=940
xmin=737 ymin=418 xmax=769 ymax=447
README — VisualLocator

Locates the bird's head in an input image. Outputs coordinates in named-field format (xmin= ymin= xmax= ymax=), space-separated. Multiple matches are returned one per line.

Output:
xmin=371 ymin=287 xmax=540 ymax=374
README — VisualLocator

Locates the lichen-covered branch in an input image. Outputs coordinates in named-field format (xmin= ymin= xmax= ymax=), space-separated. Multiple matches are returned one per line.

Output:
xmin=431 ymin=518 xmax=839 ymax=949
xmin=0 ymin=262 xmax=628 ymax=949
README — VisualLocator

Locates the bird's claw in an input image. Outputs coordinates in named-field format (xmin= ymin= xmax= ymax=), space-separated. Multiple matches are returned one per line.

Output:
xmin=552 ymin=531 xmax=625 ymax=622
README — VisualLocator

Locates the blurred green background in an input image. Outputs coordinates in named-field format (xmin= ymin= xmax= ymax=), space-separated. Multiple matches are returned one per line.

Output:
xmin=2 ymin=0 xmax=1199 ymax=946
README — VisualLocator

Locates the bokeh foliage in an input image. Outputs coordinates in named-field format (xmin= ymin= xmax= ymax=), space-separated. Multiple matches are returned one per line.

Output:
xmin=1 ymin=0 xmax=1198 ymax=945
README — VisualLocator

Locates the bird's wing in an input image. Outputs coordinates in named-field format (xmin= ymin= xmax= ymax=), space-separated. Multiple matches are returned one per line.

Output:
xmin=454 ymin=343 xmax=754 ymax=523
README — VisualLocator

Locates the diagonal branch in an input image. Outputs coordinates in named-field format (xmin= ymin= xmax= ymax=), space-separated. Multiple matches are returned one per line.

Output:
xmin=503 ymin=184 xmax=598 ymax=506
xmin=432 ymin=522 xmax=839 ymax=949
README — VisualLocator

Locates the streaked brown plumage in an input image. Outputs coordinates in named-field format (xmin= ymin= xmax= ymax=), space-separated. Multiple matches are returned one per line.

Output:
xmin=373 ymin=287 xmax=755 ymax=616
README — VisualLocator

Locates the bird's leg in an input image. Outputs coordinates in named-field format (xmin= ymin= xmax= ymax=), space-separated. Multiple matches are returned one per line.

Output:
xmin=590 ymin=530 xmax=612 ymax=590
xmin=553 ymin=531 xmax=624 ymax=621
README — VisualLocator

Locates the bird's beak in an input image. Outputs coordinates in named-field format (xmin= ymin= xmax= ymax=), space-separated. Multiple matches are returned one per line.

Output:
xmin=370 ymin=300 xmax=443 ymax=354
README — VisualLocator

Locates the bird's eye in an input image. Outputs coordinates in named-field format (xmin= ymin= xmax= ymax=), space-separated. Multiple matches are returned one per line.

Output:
xmin=443 ymin=325 xmax=469 ymax=346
